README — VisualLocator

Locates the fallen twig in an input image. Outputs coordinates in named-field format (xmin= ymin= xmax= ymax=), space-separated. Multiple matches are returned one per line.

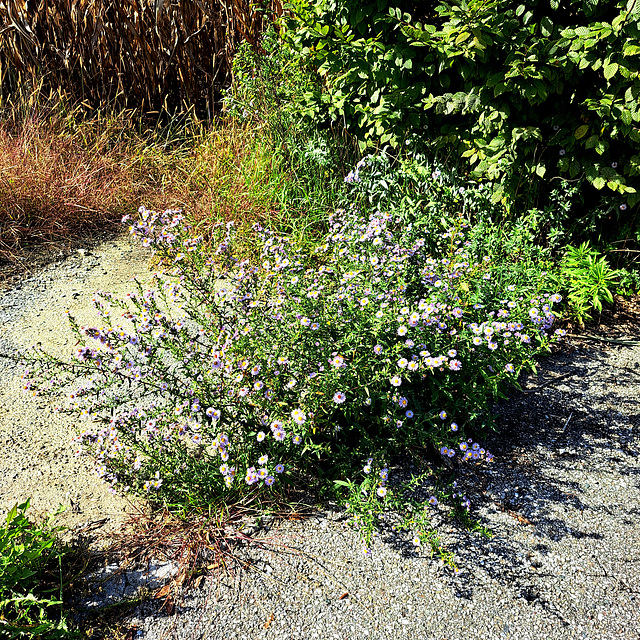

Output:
xmin=522 ymin=371 xmax=575 ymax=393
xmin=567 ymin=334 xmax=640 ymax=347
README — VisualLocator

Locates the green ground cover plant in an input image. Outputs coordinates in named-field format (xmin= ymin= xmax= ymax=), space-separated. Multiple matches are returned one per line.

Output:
xmin=0 ymin=500 xmax=76 ymax=639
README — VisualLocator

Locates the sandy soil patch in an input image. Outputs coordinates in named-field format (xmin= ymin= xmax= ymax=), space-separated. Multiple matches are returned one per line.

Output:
xmin=0 ymin=234 xmax=156 ymax=533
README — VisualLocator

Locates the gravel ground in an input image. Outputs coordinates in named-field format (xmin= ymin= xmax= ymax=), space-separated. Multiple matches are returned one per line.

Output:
xmin=1 ymin=235 xmax=639 ymax=639
xmin=126 ymin=336 xmax=640 ymax=640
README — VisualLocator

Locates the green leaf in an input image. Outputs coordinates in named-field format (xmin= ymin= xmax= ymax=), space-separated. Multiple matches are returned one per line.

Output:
xmin=604 ymin=62 xmax=619 ymax=80
xmin=592 ymin=176 xmax=606 ymax=190
xmin=585 ymin=164 xmax=598 ymax=180
xmin=569 ymin=160 xmax=581 ymax=178
xmin=490 ymin=185 xmax=504 ymax=204
xmin=541 ymin=16 xmax=554 ymax=37
xmin=455 ymin=31 xmax=471 ymax=45
xmin=493 ymin=82 xmax=507 ymax=97
xmin=535 ymin=164 xmax=546 ymax=177
xmin=585 ymin=134 xmax=599 ymax=149
xmin=574 ymin=125 xmax=589 ymax=139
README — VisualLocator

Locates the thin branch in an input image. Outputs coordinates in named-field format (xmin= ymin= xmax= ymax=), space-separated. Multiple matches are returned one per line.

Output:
xmin=567 ymin=334 xmax=640 ymax=346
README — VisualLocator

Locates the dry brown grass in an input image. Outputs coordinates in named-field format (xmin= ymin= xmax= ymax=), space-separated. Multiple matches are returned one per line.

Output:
xmin=0 ymin=87 xmax=303 ymax=272
xmin=64 ymin=499 xmax=316 ymax=638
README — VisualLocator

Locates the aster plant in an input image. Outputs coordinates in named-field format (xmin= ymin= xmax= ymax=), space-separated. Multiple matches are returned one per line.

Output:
xmin=21 ymin=163 xmax=564 ymax=558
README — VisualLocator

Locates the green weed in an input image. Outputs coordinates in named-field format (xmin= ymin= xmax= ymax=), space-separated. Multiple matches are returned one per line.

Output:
xmin=0 ymin=500 xmax=77 ymax=639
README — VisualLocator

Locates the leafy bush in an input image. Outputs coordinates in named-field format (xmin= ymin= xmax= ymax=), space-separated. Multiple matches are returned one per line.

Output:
xmin=283 ymin=0 xmax=640 ymax=237
xmin=21 ymin=157 xmax=565 ymax=553
xmin=616 ymin=265 xmax=640 ymax=295
xmin=0 ymin=500 xmax=75 ymax=639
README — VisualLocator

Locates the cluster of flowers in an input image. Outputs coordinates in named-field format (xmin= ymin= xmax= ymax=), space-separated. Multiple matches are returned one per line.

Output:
xmin=362 ymin=458 xmax=392 ymax=498
xmin=343 ymin=158 xmax=367 ymax=183
xmin=441 ymin=438 xmax=493 ymax=463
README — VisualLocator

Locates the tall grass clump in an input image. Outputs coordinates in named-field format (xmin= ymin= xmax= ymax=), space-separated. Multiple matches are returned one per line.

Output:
xmin=19 ymin=151 xmax=565 ymax=557
xmin=221 ymin=25 xmax=358 ymax=249
xmin=0 ymin=22 xmax=353 ymax=270
xmin=0 ymin=74 xmax=340 ymax=269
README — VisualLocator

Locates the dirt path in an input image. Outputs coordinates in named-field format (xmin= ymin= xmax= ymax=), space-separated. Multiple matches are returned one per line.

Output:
xmin=0 ymin=234 xmax=155 ymax=532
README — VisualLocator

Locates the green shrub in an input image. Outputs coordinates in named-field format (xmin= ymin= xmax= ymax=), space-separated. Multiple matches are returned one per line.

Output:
xmin=283 ymin=0 xmax=640 ymax=238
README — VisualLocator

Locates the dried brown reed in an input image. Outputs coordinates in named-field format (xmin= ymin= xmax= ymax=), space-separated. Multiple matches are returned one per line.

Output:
xmin=0 ymin=0 xmax=282 ymax=116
